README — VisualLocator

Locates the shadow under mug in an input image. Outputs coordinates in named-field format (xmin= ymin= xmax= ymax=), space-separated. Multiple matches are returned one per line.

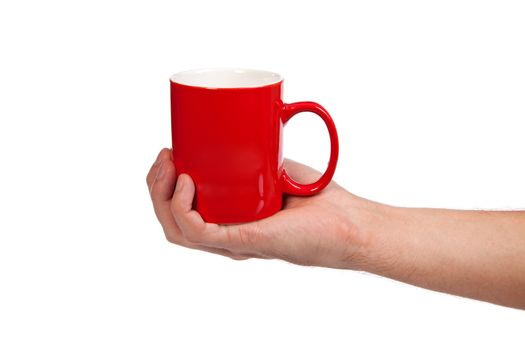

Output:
xmin=170 ymin=68 xmax=339 ymax=224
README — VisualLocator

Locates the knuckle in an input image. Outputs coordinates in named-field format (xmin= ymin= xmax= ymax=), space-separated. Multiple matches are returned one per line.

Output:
xmin=163 ymin=227 xmax=182 ymax=245
xmin=165 ymin=233 xmax=176 ymax=244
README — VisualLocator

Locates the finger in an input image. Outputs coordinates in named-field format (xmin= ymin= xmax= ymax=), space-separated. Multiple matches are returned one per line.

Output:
xmin=150 ymin=159 xmax=181 ymax=233
xmin=170 ymin=174 xmax=237 ymax=247
xmin=150 ymin=165 xmax=240 ymax=258
xmin=148 ymin=155 xmax=192 ymax=247
xmin=150 ymin=159 xmax=177 ymax=202
xmin=147 ymin=148 xmax=189 ymax=245
xmin=163 ymin=223 xmax=247 ymax=260
xmin=170 ymin=173 xmax=277 ymax=256
xmin=283 ymin=159 xmax=339 ymax=198
xmin=170 ymin=174 xmax=210 ymax=240
xmin=147 ymin=148 xmax=172 ymax=191
xmin=283 ymin=158 xmax=322 ymax=184
xmin=192 ymin=245 xmax=250 ymax=261
xmin=148 ymin=151 xmax=255 ymax=262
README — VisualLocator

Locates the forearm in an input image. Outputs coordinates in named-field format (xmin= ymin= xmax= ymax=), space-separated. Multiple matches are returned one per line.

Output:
xmin=356 ymin=200 xmax=525 ymax=309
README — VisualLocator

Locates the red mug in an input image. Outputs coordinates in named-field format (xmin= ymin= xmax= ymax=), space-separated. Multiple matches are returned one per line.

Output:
xmin=170 ymin=68 xmax=339 ymax=223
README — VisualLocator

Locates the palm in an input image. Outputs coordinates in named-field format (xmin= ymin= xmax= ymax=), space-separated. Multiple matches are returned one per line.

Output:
xmin=219 ymin=162 xmax=358 ymax=267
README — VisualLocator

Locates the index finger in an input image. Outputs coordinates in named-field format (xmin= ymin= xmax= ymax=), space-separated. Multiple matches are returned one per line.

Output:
xmin=146 ymin=148 xmax=171 ymax=190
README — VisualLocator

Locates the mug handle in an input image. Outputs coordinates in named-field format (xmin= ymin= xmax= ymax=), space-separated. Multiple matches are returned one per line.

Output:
xmin=281 ymin=101 xmax=339 ymax=196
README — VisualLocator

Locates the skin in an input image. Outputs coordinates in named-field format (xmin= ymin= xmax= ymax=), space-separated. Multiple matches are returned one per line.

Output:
xmin=147 ymin=148 xmax=525 ymax=309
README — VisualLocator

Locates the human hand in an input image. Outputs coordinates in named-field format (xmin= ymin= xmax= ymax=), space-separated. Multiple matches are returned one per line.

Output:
xmin=147 ymin=149 xmax=525 ymax=308
xmin=147 ymin=148 xmax=374 ymax=269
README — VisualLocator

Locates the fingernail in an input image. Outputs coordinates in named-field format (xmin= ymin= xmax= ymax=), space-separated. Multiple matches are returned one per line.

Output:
xmin=175 ymin=174 xmax=185 ymax=192
xmin=156 ymin=161 xmax=165 ymax=180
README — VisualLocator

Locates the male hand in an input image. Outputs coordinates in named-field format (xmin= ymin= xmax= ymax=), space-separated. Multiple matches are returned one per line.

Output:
xmin=146 ymin=148 xmax=372 ymax=269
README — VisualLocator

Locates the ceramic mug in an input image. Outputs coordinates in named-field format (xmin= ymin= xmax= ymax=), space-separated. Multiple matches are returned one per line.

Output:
xmin=170 ymin=68 xmax=339 ymax=223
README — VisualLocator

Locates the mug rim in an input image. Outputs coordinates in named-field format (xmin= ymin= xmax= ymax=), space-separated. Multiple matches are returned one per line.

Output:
xmin=170 ymin=68 xmax=283 ymax=89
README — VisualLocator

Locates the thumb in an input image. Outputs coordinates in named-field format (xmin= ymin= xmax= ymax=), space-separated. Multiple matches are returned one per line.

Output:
xmin=283 ymin=159 xmax=322 ymax=184
xmin=173 ymin=173 xmax=195 ymax=213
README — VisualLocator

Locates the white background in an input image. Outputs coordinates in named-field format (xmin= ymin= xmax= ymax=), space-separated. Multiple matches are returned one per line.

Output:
xmin=1 ymin=0 xmax=524 ymax=348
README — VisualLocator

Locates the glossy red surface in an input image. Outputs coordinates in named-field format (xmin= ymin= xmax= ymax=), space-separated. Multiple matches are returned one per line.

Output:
xmin=171 ymin=79 xmax=338 ymax=223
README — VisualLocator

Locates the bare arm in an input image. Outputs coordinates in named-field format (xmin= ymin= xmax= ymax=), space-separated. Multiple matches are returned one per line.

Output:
xmin=363 ymin=205 xmax=525 ymax=308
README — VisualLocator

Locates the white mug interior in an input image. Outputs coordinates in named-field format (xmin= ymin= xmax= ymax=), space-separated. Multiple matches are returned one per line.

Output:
xmin=170 ymin=68 xmax=282 ymax=88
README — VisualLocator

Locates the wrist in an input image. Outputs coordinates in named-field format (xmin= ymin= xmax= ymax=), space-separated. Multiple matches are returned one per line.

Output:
xmin=341 ymin=194 xmax=401 ymax=273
